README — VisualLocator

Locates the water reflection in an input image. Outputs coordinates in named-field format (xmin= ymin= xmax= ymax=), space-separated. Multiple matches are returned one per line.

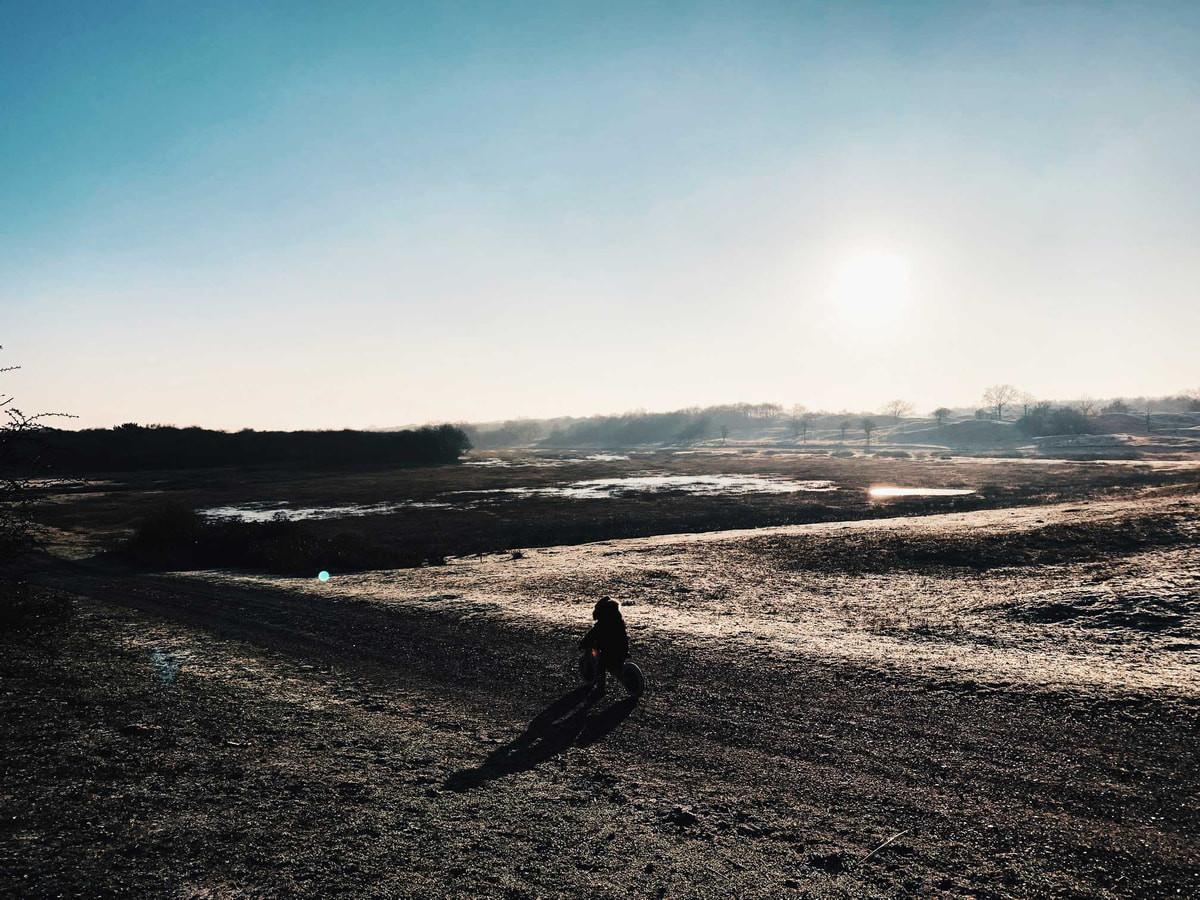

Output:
xmin=868 ymin=486 xmax=975 ymax=498
xmin=461 ymin=474 xmax=837 ymax=500
xmin=465 ymin=453 xmax=631 ymax=467
xmin=201 ymin=475 xmax=839 ymax=521
xmin=199 ymin=500 xmax=450 ymax=522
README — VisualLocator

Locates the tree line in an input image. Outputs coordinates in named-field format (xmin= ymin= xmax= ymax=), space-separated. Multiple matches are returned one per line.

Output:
xmin=29 ymin=423 xmax=472 ymax=473
xmin=537 ymin=403 xmax=789 ymax=448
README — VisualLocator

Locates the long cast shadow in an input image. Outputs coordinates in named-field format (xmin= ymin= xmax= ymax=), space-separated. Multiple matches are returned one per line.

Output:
xmin=444 ymin=685 xmax=638 ymax=792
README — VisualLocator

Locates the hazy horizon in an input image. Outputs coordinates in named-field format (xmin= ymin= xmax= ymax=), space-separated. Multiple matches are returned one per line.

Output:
xmin=5 ymin=2 xmax=1199 ymax=430
xmin=29 ymin=386 xmax=1200 ymax=435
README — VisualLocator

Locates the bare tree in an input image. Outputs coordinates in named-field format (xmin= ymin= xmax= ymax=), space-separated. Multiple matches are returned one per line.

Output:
xmin=750 ymin=402 xmax=784 ymax=420
xmin=882 ymin=399 xmax=913 ymax=421
xmin=982 ymin=384 xmax=1020 ymax=421
xmin=839 ymin=419 xmax=850 ymax=441
xmin=861 ymin=417 xmax=878 ymax=451
xmin=1018 ymin=391 xmax=1036 ymax=419
xmin=932 ymin=407 xmax=952 ymax=426
xmin=1 ymin=348 xmax=72 ymax=564
xmin=788 ymin=404 xmax=808 ymax=441
xmin=719 ymin=424 xmax=729 ymax=446
xmin=787 ymin=404 xmax=813 ymax=444
xmin=1074 ymin=395 xmax=1097 ymax=417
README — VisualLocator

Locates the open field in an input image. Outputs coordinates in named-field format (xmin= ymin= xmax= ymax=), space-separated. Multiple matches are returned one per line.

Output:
xmin=5 ymin=451 xmax=1200 ymax=897
xmin=30 ymin=448 xmax=1200 ymax=568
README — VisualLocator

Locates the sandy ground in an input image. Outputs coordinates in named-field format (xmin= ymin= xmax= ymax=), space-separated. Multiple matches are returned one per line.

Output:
xmin=5 ymin=490 xmax=1199 ymax=897
xmin=194 ymin=493 xmax=1200 ymax=695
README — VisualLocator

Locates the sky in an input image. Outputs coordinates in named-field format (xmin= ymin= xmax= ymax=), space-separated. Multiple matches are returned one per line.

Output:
xmin=3 ymin=0 xmax=1198 ymax=430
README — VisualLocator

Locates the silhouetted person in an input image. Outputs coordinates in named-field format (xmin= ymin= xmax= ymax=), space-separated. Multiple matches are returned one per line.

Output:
xmin=579 ymin=596 xmax=629 ymax=694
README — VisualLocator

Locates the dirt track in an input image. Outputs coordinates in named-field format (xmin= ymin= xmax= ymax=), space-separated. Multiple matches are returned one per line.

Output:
xmin=5 ymin=494 xmax=1200 ymax=898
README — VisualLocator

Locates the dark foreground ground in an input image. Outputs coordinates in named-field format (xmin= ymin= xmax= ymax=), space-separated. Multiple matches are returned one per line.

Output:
xmin=4 ymin=520 xmax=1198 ymax=898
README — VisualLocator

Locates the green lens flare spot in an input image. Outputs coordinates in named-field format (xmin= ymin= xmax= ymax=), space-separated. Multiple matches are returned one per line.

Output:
xmin=318 ymin=571 xmax=330 ymax=582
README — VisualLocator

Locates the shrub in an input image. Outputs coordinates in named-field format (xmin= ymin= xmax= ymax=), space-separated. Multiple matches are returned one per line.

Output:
xmin=1017 ymin=405 xmax=1094 ymax=437
xmin=39 ymin=424 xmax=472 ymax=473
xmin=121 ymin=503 xmax=436 ymax=574
xmin=126 ymin=503 xmax=205 ymax=565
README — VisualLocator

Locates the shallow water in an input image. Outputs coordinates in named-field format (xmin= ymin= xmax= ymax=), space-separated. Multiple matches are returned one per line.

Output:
xmin=465 ymin=453 xmax=631 ymax=467
xmin=463 ymin=458 xmax=563 ymax=468
xmin=199 ymin=474 xmax=834 ymax=520
xmin=200 ymin=500 xmax=450 ymax=522
xmin=460 ymin=474 xmax=837 ymax=500
xmin=869 ymin=486 xmax=975 ymax=498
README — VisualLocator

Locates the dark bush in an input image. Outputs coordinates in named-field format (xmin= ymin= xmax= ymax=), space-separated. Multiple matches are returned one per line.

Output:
xmin=121 ymin=503 xmax=446 ymax=575
xmin=676 ymin=416 xmax=712 ymax=445
xmin=125 ymin=503 xmax=205 ymax=566
xmin=1017 ymin=405 xmax=1094 ymax=437
xmin=38 ymin=424 xmax=471 ymax=474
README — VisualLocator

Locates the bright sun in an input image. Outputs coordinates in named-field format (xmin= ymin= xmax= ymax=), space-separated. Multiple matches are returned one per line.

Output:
xmin=830 ymin=251 xmax=912 ymax=323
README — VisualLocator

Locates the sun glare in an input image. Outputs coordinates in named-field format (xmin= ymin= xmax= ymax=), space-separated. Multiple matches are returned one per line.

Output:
xmin=830 ymin=251 xmax=912 ymax=323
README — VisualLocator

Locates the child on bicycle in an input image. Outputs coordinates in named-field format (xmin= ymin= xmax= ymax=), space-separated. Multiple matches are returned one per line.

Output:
xmin=579 ymin=596 xmax=630 ymax=693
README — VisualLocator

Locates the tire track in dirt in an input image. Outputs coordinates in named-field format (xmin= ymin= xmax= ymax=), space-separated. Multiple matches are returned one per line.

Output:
xmin=24 ymin=553 xmax=1200 ymax=898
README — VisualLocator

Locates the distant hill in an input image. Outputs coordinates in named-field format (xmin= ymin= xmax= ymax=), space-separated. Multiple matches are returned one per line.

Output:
xmin=885 ymin=420 xmax=1025 ymax=450
xmin=376 ymin=399 xmax=1200 ymax=454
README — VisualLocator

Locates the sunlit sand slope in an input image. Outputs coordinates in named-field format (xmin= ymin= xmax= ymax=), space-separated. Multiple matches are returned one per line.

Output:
xmin=192 ymin=492 xmax=1200 ymax=695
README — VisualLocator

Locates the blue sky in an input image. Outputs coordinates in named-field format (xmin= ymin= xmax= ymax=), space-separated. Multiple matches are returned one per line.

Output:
xmin=4 ymin=1 xmax=1198 ymax=428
